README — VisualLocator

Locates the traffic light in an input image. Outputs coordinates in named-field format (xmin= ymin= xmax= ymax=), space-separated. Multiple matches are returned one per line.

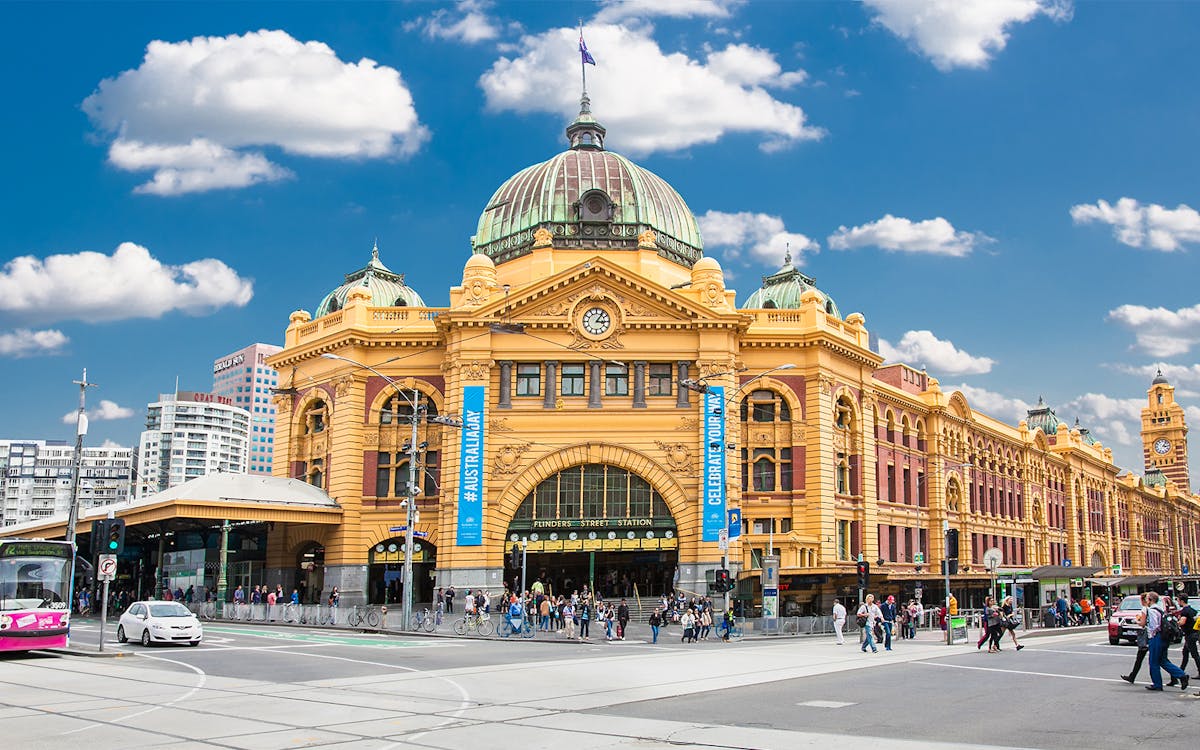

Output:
xmin=945 ymin=529 xmax=960 ymax=559
xmin=102 ymin=518 xmax=126 ymax=554
xmin=90 ymin=519 xmax=104 ymax=558
xmin=856 ymin=560 xmax=870 ymax=589
xmin=508 ymin=543 xmax=520 ymax=570
xmin=714 ymin=568 xmax=731 ymax=592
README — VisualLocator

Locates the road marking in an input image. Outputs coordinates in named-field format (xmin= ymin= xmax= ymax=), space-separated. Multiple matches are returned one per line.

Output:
xmin=797 ymin=700 xmax=857 ymax=708
xmin=917 ymin=661 xmax=1122 ymax=683
xmin=200 ymin=626 xmax=458 ymax=648
xmin=1024 ymin=648 xmax=1129 ymax=657
xmin=62 ymin=653 xmax=207 ymax=735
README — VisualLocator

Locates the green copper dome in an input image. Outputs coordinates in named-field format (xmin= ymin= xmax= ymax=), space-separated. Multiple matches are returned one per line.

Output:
xmin=1025 ymin=397 xmax=1061 ymax=436
xmin=471 ymin=95 xmax=704 ymax=268
xmin=316 ymin=244 xmax=424 ymax=316
xmin=742 ymin=252 xmax=840 ymax=316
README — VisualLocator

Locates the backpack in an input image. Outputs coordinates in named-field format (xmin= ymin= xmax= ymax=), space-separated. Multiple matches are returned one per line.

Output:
xmin=1162 ymin=613 xmax=1184 ymax=644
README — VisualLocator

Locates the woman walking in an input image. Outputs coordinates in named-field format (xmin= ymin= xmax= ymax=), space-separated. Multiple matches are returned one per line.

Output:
xmin=681 ymin=608 xmax=696 ymax=643
xmin=1121 ymin=593 xmax=1150 ymax=684
xmin=649 ymin=607 xmax=662 ymax=644
xmin=1001 ymin=595 xmax=1024 ymax=651
xmin=985 ymin=599 xmax=1005 ymax=652
xmin=977 ymin=596 xmax=996 ymax=650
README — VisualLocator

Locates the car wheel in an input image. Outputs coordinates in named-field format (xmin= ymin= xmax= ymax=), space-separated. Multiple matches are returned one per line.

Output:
xmin=1109 ymin=635 xmax=1119 ymax=645
xmin=117 ymin=625 xmax=128 ymax=643
xmin=141 ymin=629 xmax=152 ymax=647
xmin=189 ymin=640 xmax=200 ymax=647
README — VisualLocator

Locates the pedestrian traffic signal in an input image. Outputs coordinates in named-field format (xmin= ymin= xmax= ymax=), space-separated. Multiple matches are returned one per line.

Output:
xmin=714 ymin=568 xmax=731 ymax=592
xmin=945 ymin=529 xmax=960 ymax=559
xmin=101 ymin=518 xmax=125 ymax=554
xmin=856 ymin=560 xmax=870 ymax=589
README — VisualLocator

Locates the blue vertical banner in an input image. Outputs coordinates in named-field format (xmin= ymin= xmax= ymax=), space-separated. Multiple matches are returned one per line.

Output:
xmin=457 ymin=385 xmax=485 ymax=546
xmin=703 ymin=386 xmax=726 ymax=542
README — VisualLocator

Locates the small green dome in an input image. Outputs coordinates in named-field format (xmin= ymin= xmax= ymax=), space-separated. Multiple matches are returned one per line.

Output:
xmin=316 ymin=244 xmax=424 ymax=316
xmin=741 ymin=252 xmax=840 ymax=316
xmin=471 ymin=95 xmax=704 ymax=268
xmin=1025 ymin=397 xmax=1061 ymax=436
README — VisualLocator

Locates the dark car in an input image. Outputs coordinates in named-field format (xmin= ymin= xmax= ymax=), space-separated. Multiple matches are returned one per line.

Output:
xmin=1108 ymin=594 xmax=1143 ymax=645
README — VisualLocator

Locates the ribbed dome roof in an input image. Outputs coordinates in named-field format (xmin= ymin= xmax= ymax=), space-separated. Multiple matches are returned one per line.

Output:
xmin=471 ymin=95 xmax=703 ymax=268
xmin=742 ymin=252 xmax=840 ymax=317
xmin=1025 ymin=397 xmax=1061 ymax=435
xmin=1153 ymin=368 xmax=1169 ymax=385
xmin=316 ymin=244 xmax=424 ymax=317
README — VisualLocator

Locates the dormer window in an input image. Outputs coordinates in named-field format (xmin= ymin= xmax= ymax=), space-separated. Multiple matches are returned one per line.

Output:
xmin=579 ymin=189 xmax=613 ymax=222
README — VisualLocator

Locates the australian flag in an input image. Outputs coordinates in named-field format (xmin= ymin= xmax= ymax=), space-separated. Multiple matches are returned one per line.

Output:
xmin=579 ymin=34 xmax=596 ymax=66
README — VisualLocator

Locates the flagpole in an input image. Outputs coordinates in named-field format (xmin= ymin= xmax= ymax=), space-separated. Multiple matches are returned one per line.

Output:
xmin=579 ymin=20 xmax=587 ymax=96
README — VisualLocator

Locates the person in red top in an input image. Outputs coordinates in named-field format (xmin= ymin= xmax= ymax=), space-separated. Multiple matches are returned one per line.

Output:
xmin=1095 ymin=595 xmax=1107 ymax=622
xmin=1080 ymin=596 xmax=1093 ymax=624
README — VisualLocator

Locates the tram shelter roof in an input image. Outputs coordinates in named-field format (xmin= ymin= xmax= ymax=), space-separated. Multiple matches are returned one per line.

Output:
xmin=0 ymin=473 xmax=342 ymax=542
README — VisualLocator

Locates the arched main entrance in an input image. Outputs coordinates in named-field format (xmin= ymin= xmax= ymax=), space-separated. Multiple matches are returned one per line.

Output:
xmin=506 ymin=463 xmax=678 ymax=599
xmin=296 ymin=543 xmax=325 ymax=604
xmin=368 ymin=538 xmax=437 ymax=605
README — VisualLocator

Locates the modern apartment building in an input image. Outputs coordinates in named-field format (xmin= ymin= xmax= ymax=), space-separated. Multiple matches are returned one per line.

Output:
xmin=0 ymin=439 xmax=133 ymax=526
xmin=134 ymin=392 xmax=250 ymax=500
xmin=212 ymin=343 xmax=282 ymax=475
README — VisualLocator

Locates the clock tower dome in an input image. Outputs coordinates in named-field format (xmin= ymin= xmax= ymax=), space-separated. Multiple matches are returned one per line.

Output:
xmin=1142 ymin=369 xmax=1190 ymax=491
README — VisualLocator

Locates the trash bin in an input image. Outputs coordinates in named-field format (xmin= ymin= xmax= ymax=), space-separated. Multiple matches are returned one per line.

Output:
xmin=1042 ymin=607 xmax=1057 ymax=628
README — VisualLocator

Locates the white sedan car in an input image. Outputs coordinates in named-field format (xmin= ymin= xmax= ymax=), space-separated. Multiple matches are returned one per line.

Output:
xmin=117 ymin=600 xmax=203 ymax=646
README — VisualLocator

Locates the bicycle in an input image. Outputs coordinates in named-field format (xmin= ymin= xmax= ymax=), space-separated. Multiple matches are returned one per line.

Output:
xmin=347 ymin=605 xmax=382 ymax=629
xmin=452 ymin=611 xmax=493 ymax=636
xmin=197 ymin=602 xmax=216 ymax=620
xmin=496 ymin=616 xmax=535 ymax=639
xmin=280 ymin=602 xmax=299 ymax=623
xmin=720 ymin=618 xmax=744 ymax=642
xmin=410 ymin=608 xmax=436 ymax=632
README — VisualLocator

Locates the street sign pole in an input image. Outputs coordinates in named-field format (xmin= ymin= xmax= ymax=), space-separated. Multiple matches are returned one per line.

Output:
xmin=96 ymin=553 xmax=117 ymax=653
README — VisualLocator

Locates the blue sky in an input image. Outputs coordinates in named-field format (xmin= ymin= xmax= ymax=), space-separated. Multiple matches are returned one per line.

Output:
xmin=3 ymin=0 xmax=1200 ymax=478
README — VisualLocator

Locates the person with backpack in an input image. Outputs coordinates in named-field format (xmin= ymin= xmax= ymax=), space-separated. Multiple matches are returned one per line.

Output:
xmin=1175 ymin=593 xmax=1200 ymax=678
xmin=1144 ymin=591 xmax=1189 ymax=691
xmin=857 ymin=594 xmax=882 ymax=654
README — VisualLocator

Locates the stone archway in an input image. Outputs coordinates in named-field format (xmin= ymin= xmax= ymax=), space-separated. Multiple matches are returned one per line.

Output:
xmin=1089 ymin=547 xmax=1106 ymax=569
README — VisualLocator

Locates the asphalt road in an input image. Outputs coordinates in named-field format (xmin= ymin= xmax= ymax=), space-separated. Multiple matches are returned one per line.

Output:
xmin=4 ymin=620 xmax=1197 ymax=750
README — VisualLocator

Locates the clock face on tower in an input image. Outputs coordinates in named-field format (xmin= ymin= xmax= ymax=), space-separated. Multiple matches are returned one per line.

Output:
xmin=1154 ymin=438 xmax=1172 ymax=455
xmin=581 ymin=306 xmax=611 ymax=336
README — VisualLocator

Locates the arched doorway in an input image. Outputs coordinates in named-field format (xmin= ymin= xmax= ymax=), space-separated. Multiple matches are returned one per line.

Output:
xmin=368 ymin=538 xmax=437 ymax=605
xmin=296 ymin=543 xmax=325 ymax=604
xmin=506 ymin=463 xmax=678 ymax=599
xmin=1089 ymin=549 xmax=1106 ymax=568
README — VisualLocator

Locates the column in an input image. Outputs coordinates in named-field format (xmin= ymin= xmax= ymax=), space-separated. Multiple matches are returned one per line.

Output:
xmin=632 ymin=361 xmax=647 ymax=409
xmin=676 ymin=361 xmax=691 ymax=408
xmin=589 ymin=361 xmax=602 ymax=408
xmin=497 ymin=361 xmax=513 ymax=409
xmin=543 ymin=361 xmax=558 ymax=409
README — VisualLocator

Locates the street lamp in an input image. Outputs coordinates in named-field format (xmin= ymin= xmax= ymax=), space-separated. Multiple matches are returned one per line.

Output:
xmin=680 ymin=363 xmax=796 ymax=613
xmin=321 ymin=353 xmax=461 ymax=630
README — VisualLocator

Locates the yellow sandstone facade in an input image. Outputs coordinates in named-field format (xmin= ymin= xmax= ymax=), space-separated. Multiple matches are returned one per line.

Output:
xmin=267 ymin=101 xmax=1200 ymax=609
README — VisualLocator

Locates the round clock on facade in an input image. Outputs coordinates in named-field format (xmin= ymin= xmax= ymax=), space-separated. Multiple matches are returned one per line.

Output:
xmin=1154 ymin=438 xmax=1172 ymax=455
xmin=581 ymin=306 xmax=611 ymax=336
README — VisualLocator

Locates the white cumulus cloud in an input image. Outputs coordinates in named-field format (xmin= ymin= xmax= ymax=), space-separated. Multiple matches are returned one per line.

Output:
xmin=828 ymin=214 xmax=989 ymax=256
xmin=0 ymin=328 xmax=68 ymax=357
xmin=1070 ymin=197 xmax=1200 ymax=252
xmin=865 ymin=0 xmax=1072 ymax=71
xmin=1117 ymin=363 xmax=1200 ymax=385
xmin=1062 ymin=392 xmax=1143 ymax=447
xmin=1107 ymin=302 xmax=1200 ymax=357
xmin=62 ymin=400 xmax=136 ymax=425
xmin=479 ymin=24 xmax=821 ymax=155
xmin=83 ymin=30 xmax=427 ymax=195
xmin=0 ymin=242 xmax=253 ymax=323
xmin=406 ymin=0 xmax=505 ymax=44
xmin=878 ymin=330 xmax=995 ymax=375
xmin=697 ymin=210 xmax=818 ymax=264
xmin=595 ymin=0 xmax=739 ymax=23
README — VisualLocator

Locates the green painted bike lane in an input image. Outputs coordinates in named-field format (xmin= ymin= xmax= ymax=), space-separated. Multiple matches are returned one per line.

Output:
xmin=202 ymin=625 xmax=458 ymax=648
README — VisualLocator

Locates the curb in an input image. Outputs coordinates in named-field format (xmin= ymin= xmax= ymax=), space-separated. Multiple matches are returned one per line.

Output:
xmin=40 ymin=647 xmax=129 ymax=659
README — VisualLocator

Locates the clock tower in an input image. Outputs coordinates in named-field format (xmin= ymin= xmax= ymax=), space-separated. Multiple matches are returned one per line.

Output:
xmin=1142 ymin=369 xmax=1190 ymax=491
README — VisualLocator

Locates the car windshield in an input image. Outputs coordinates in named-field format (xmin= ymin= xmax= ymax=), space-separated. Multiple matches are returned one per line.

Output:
xmin=1118 ymin=597 xmax=1142 ymax=611
xmin=148 ymin=603 xmax=192 ymax=618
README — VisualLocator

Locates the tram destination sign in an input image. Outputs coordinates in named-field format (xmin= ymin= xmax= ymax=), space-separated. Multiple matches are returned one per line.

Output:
xmin=0 ymin=541 xmax=73 ymax=558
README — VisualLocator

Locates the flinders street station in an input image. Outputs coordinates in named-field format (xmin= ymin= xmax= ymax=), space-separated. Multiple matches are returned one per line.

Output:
xmin=8 ymin=96 xmax=1200 ymax=613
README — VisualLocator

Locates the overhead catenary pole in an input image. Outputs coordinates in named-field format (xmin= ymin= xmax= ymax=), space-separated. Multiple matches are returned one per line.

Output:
xmin=65 ymin=369 xmax=97 ymax=546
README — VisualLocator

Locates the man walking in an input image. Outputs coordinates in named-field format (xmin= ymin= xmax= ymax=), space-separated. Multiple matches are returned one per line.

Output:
xmin=1145 ymin=591 xmax=1189 ymax=691
xmin=832 ymin=599 xmax=846 ymax=645
xmin=617 ymin=599 xmax=630 ymax=641
xmin=857 ymin=594 xmax=882 ymax=654
xmin=1176 ymin=593 xmax=1200 ymax=678
xmin=880 ymin=595 xmax=897 ymax=650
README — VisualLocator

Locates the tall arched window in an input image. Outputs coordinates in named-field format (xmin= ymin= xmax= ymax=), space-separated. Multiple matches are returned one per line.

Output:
xmin=379 ymin=392 xmax=439 ymax=424
xmin=511 ymin=464 xmax=672 ymax=523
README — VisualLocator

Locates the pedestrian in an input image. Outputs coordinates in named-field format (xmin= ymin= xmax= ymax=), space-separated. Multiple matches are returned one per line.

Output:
xmin=266 ymin=587 xmax=277 ymax=620
xmin=977 ymin=595 xmax=996 ymax=650
xmin=699 ymin=607 xmax=712 ymax=640
xmin=579 ymin=599 xmax=591 ymax=640
xmin=681 ymin=608 xmax=696 ymax=643
xmin=907 ymin=600 xmax=921 ymax=639
xmin=1094 ymin=594 xmax=1107 ymax=622
xmin=251 ymin=585 xmax=262 ymax=606
xmin=1001 ymin=595 xmax=1024 ymax=650
xmin=1143 ymin=591 xmax=1189 ymax=691
xmin=617 ymin=599 xmax=630 ymax=640
xmin=649 ymin=607 xmax=662 ymax=644
xmin=233 ymin=584 xmax=245 ymax=607
xmin=857 ymin=594 xmax=882 ymax=654
xmin=832 ymin=599 xmax=846 ymax=644
xmin=1080 ymin=596 xmax=1092 ymax=625
xmin=1121 ymin=593 xmax=1151 ymax=684
xmin=880 ymin=595 xmax=897 ymax=650
xmin=562 ymin=600 xmax=576 ymax=639
xmin=985 ymin=599 xmax=1004 ymax=653
xmin=1175 ymin=593 xmax=1200 ymax=678
xmin=445 ymin=585 xmax=455 ymax=614
xmin=1055 ymin=594 xmax=1068 ymax=627
xmin=539 ymin=595 xmax=551 ymax=631
xmin=290 ymin=588 xmax=300 ymax=606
